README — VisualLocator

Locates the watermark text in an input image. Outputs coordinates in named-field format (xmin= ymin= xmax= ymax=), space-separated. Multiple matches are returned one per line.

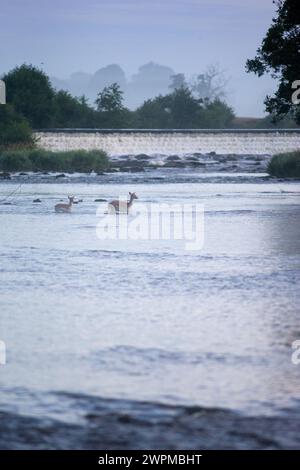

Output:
xmin=0 ymin=340 xmax=6 ymax=365
xmin=96 ymin=201 xmax=204 ymax=251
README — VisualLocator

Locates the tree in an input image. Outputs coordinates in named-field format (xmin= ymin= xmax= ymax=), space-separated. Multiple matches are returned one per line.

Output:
xmin=134 ymin=87 xmax=235 ymax=129
xmin=0 ymin=104 xmax=33 ymax=148
xmin=2 ymin=64 xmax=55 ymax=128
xmin=168 ymin=87 xmax=203 ymax=128
xmin=134 ymin=95 xmax=172 ymax=129
xmin=169 ymin=73 xmax=187 ymax=91
xmin=95 ymin=83 xmax=128 ymax=127
xmin=136 ymin=88 xmax=202 ymax=129
xmin=246 ymin=0 xmax=300 ymax=123
xmin=52 ymin=91 xmax=98 ymax=128
xmin=127 ymin=62 xmax=174 ymax=108
xmin=95 ymin=83 xmax=124 ymax=113
xmin=190 ymin=65 xmax=228 ymax=101
xmin=200 ymin=99 xmax=235 ymax=128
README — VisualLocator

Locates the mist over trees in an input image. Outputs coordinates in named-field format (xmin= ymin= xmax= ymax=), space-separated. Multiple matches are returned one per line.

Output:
xmin=169 ymin=74 xmax=188 ymax=92
xmin=1 ymin=64 xmax=236 ymax=135
xmin=190 ymin=65 xmax=228 ymax=101
xmin=51 ymin=62 xmax=228 ymax=110
xmin=51 ymin=62 xmax=174 ymax=110
xmin=2 ymin=60 xmax=299 ymax=148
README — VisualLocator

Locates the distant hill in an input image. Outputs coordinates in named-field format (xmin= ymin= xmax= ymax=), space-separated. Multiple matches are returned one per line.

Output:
xmin=231 ymin=117 xmax=263 ymax=128
xmin=51 ymin=62 xmax=175 ymax=109
xmin=232 ymin=116 xmax=300 ymax=129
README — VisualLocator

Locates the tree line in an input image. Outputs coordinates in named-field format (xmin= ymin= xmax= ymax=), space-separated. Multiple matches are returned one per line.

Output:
xmin=0 ymin=64 xmax=236 ymax=147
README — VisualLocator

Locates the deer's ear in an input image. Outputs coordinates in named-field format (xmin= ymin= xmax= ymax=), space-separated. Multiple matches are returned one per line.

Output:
xmin=129 ymin=192 xmax=132 ymax=195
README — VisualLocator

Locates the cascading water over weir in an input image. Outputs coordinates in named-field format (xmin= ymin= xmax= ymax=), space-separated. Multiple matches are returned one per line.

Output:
xmin=34 ymin=129 xmax=300 ymax=156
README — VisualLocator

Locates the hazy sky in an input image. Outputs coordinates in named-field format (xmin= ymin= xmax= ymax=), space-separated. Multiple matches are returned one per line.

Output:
xmin=1 ymin=0 xmax=278 ymax=116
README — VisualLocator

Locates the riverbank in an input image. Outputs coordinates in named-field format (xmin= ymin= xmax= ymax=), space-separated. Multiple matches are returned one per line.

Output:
xmin=1 ymin=391 xmax=299 ymax=450
xmin=268 ymin=151 xmax=300 ymax=178
xmin=0 ymin=151 xmax=271 ymax=181
xmin=0 ymin=149 xmax=109 ymax=173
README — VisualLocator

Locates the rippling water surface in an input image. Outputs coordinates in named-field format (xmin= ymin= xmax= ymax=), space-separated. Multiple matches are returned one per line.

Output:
xmin=0 ymin=169 xmax=300 ymax=448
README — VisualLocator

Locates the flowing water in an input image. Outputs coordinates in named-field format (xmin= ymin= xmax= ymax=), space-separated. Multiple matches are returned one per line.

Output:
xmin=35 ymin=129 xmax=300 ymax=155
xmin=0 ymin=168 xmax=300 ymax=449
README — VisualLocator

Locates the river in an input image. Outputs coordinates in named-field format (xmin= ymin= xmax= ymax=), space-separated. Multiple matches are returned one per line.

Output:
xmin=0 ymin=168 xmax=300 ymax=449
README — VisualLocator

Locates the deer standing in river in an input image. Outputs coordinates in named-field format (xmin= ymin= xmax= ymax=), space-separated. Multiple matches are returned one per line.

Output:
xmin=55 ymin=195 xmax=75 ymax=213
xmin=108 ymin=192 xmax=138 ymax=214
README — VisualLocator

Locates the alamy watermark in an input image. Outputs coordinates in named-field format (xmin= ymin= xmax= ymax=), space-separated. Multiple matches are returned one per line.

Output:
xmin=96 ymin=200 xmax=204 ymax=251
xmin=291 ymin=340 xmax=300 ymax=366
xmin=0 ymin=340 xmax=6 ymax=365
xmin=0 ymin=80 xmax=6 ymax=104
xmin=291 ymin=80 xmax=300 ymax=105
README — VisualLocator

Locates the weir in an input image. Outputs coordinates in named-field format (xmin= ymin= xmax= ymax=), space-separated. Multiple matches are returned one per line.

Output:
xmin=34 ymin=129 xmax=300 ymax=156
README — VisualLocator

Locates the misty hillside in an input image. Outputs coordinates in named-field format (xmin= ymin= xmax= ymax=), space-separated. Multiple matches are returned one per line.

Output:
xmin=51 ymin=62 xmax=175 ymax=109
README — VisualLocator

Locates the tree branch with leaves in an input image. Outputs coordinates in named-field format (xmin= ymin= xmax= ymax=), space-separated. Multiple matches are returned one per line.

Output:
xmin=246 ymin=0 xmax=300 ymax=123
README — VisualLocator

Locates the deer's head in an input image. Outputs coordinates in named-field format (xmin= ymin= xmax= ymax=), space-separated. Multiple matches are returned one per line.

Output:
xmin=129 ymin=192 xmax=138 ymax=200
xmin=68 ymin=195 xmax=75 ymax=203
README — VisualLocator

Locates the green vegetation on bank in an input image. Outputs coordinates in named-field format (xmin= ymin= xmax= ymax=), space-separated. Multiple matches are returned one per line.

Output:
xmin=0 ymin=105 xmax=34 ymax=148
xmin=0 ymin=149 xmax=109 ymax=173
xmin=267 ymin=151 xmax=300 ymax=178
xmin=1 ymin=64 xmax=235 ymax=136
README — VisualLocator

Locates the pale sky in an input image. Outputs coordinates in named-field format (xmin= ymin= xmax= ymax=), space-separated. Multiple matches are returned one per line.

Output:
xmin=0 ymin=0 xmax=278 ymax=116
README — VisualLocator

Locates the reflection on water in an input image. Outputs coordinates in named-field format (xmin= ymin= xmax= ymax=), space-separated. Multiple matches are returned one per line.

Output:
xmin=0 ymin=172 xmax=300 ymax=431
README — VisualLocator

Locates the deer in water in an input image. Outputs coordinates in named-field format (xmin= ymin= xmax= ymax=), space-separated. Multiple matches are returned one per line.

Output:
xmin=108 ymin=192 xmax=138 ymax=214
xmin=55 ymin=195 xmax=75 ymax=213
